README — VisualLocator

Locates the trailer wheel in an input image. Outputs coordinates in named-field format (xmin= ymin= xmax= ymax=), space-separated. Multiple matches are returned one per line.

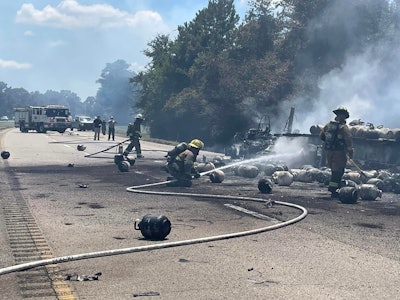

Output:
xmin=58 ymin=129 xmax=66 ymax=133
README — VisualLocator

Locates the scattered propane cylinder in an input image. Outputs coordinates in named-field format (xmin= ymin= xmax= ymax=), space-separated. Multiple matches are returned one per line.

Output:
xmin=343 ymin=171 xmax=363 ymax=184
xmin=272 ymin=171 xmax=293 ymax=186
xmin=291 ymin=169 xmax=313 ymax=183
xmin=125 ymin=156 xmax=136 ymax=166
xmin=1 ymin=151 xmax=10 ymax=159
xmin=114 ymin=154 xmax=135 ymax=171
xmin=211 ymin=156 xmax=226 ymax=167
xmin=258 ymin=177 xmax=273 ymax=194
xmin=358 ymin=184 xmax=382 ymax=201
xmin=195 ymin=162 xmax=215 ymax=173
xmin=366 ymin=178 xmax=385 ymax=190
xmin=114 ymin=154 xmax=124 ymax=165
xmin=340 ymin=179 xmax=358 ymax=188
xmin=209 ymin=169 xmax=225 ymax=183
xmin=264 ymin=164 xmax=277 ymax=176
xmin=338 ymin=186 xmax=359 ymax=204
xmin=117 ymin=160 xmax=130 ymax=172
xmin=237 ymin=165 xmax=259 ymax=178
xmin=134 ymin=214 xmax=171 ymax=240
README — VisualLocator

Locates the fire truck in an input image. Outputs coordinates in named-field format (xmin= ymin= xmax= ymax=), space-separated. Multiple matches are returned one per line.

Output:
xmin=14 ymin=105 xmax=71 ymax=133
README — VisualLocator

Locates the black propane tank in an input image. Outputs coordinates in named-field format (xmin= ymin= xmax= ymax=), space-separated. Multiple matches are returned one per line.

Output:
xmin=114 ymin=154 xmax=124 ymax=165
xmin=118 ymin=160 xmax=130 ymax=172
xmin=258 ymin=177 xmax=273 ymax=194
xmin=338 ymin=186 xmax=359 ymax=204
xmin=134 ymin=214 xmax=171 ymax=240
xmin=1 ymin=151 xmax=10 ymax=159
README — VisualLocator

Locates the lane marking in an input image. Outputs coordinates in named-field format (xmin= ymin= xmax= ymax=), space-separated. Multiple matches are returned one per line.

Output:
xmin=224 ymin=204 xmax=280 ymax=223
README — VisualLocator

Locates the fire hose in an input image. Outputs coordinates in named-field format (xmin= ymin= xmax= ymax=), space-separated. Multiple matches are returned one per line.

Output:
xmin=0 ymin=178 xmax=308 ymax=276
xmin=84 ymin=138 xmax=130 ymax=157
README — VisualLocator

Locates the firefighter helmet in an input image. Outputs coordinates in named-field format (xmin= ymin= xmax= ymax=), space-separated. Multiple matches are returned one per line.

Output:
xmin=188 ymin=139 xmax=204 ymax=150
xmin=333 ymin=106 xmax=349 ymax=118
xmin=136 ymin=113 xmax=143 ymax=120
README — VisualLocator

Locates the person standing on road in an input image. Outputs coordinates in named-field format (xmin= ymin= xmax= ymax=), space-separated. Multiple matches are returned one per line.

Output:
xmin=93 ymin=115 xmax=102 ymax=141
xmin=320 ymin=106 xmax=353 ymax=198
xmin=108 ymin=116 xmax=116 ymax=141
xmin=123 ymin=114 xmax=144 ymax=158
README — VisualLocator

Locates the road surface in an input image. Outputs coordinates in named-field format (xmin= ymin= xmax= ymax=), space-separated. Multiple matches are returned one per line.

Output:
xmin=0 ymin=128 xmax=399 ymax=300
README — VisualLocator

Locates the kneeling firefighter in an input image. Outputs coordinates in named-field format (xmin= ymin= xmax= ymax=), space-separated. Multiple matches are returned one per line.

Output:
xmin=165 ymin=139 xmax=204 ymax=187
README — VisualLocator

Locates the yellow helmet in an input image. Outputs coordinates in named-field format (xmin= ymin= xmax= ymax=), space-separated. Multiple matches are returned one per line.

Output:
xmin=188 ymin=139 xmax=204 ymax=150
xmin=333 ymin=106 xmax=349 ymax=118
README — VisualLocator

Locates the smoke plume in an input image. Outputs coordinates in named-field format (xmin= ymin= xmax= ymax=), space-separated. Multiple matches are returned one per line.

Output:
xmin=278 ymin=0 xmax=400 ymax=133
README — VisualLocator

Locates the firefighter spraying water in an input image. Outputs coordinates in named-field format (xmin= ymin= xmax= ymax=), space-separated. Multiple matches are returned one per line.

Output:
xmin=164 ymin=139 xmax=204 ymax=187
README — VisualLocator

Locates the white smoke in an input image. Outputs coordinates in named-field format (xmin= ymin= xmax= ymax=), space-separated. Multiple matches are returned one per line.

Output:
xmin=277 ymin=1 xmax=400 ymax=134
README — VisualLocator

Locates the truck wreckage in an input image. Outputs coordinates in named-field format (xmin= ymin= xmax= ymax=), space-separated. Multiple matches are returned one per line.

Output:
xmin=218 ymin=109 xmax=400 ymax=199
xmin=224 ymin=108 xmax=400 ymax=171
xmin=224 ymin=115 xmax=276 ymax=159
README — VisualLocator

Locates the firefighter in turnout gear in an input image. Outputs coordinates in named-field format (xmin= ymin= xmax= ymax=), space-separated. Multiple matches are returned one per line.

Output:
xmin=123 ymin=114 xmax=144 ymax=158
xmin=320 ymin=106 xmax=353 ymax=198
xmin=165 ymin=139 xmax=204 ymax=187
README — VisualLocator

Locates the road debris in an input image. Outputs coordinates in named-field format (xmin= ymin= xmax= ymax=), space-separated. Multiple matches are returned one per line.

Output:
xmin=64 ymin=272 xmax=102 ymax=281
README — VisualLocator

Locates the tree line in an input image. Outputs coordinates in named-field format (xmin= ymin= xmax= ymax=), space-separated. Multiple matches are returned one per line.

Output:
xmin=2 ymin=0 xmax=399 ymax=144
xmin=132 ymin=0 xmax=400 ymax=147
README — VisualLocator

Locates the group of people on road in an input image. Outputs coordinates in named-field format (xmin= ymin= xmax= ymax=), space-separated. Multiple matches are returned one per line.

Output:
xmin=89 ymin=105 xmax=353 ymax=193
xmin=92 ymin=112 xmax=205 ymax=186
xmin=91 ymin=113 xmax=146 ymax=160
xmin=92 ymin=116 xmax=117 ymax=141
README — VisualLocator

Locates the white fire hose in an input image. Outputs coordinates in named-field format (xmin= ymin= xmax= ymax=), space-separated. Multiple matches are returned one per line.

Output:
xmin=0 ymin=178 xmax=307 ymax=276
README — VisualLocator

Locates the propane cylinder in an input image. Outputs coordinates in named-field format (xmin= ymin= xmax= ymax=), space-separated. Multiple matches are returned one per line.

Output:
xmin=125 ymin=156 xmax=136 ymax=166
xmin=167 ymin=142 xmax=188 ymax=157
xmin=117 ymin=160 xmax=130 ymax=172
xmin=114 ymin=154 xmax=124 ymax=165
xmin=134 ymin=214 xmax=171 ymax=240
xmin=358 ymin=184 xmax=382 ymax=201
xmin=258 ymin=177 xmax=273 ymax=194
xmin=1 ymin=151 xmax=10 ymax=159
xmin=338 ymin=186 xmax=359 ymax=204
xmin=209 ymin=169 xmax=225 ymax=183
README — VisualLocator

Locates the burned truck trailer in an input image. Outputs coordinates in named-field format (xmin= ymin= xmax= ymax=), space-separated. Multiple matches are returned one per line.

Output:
xmin=279 ymin=125 xmax=400 ymax=169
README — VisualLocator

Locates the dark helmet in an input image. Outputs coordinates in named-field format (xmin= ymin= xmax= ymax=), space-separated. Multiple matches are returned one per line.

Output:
xmin=333 ymin=106 xmax=350 ymax=119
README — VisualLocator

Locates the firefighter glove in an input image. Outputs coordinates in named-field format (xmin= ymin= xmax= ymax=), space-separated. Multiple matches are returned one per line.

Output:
xmin=193 ymin=173 xmax=201 ymax=179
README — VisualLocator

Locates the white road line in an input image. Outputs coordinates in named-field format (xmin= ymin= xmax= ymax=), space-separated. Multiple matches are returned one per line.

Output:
xmin=224 ymin=204 xmax=280 ymax=223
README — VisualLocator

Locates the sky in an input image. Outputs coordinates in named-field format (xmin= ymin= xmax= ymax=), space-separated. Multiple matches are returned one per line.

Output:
xmin=0 ymin=0 xmax=249 ymax=101
xmin=2 ymin=1 xmax=399 ymax=132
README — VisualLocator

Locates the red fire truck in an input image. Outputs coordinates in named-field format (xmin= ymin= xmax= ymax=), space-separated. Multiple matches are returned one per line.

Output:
xmin=14 ymin=105 xmax=71 ymax=133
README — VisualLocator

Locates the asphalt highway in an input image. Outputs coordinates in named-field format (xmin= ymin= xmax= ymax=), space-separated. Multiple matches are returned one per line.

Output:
xmin=0 ymin=128 xmax=399 ymax=300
